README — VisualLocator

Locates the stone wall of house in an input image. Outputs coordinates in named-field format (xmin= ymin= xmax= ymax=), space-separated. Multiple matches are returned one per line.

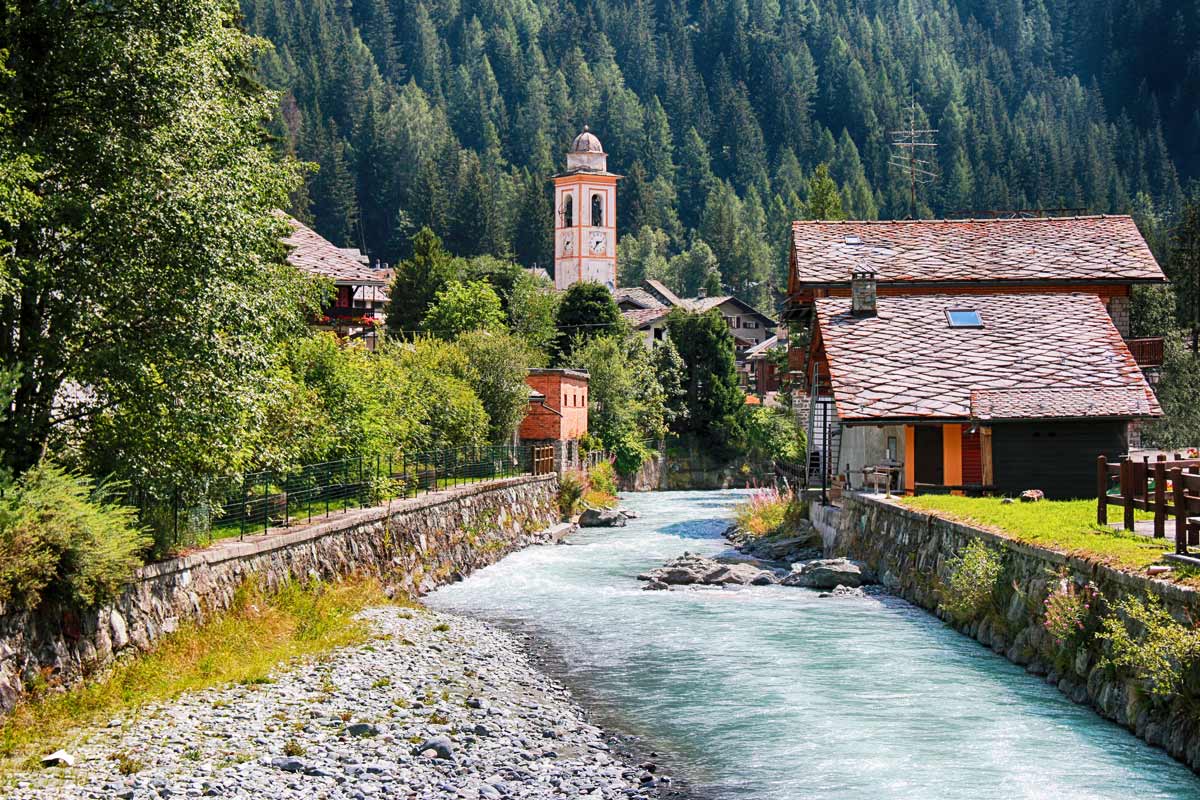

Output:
xmin=0 ymin=475 xmax=560 ymax=715
xmin=831 ymin=493 xmax=1200 ymax=772
xmin=1107 ymin=294 xmax=1131 ymax=338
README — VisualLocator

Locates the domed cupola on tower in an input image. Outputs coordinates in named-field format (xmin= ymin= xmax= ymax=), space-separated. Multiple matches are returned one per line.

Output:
xmin=553 ymin=126 xmax=620 ymax=293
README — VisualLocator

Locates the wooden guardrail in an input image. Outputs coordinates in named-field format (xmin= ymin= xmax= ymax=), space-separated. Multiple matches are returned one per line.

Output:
xmin=1098 ymin=455 xmax=1200 ymax=555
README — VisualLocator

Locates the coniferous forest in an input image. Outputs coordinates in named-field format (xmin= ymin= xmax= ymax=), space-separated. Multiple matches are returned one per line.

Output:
xmin=245 ymin=0 xmax=1199 ymax=302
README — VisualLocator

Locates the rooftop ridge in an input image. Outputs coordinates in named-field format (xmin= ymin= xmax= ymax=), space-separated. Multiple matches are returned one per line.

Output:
xmin=792 ymin=214 xmax=1130 ymax=227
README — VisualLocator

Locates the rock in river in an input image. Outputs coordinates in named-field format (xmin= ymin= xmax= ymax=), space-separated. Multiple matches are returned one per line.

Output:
xmin=781 ymin=558 xmax=871 ymax=590
xmin=579 ymin=508 xmax=627 ymax=528
xmin=637 ymin=553 xmax=777 ymax=587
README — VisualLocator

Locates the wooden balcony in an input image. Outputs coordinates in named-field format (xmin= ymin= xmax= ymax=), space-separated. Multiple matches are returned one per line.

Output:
xmin=788 ymin=345 xmax=806 ymax=374
xmin=1126 ymin=337 xmax=1164 ymax=367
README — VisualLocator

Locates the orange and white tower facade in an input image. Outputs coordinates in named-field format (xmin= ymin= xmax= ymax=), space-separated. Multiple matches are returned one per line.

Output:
xmin=553 ymin=126 xmax=619 ymax=292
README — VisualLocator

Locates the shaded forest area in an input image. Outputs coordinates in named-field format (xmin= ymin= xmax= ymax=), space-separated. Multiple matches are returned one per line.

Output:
xmin=243 ymin=0 xmax=1200 ymax=303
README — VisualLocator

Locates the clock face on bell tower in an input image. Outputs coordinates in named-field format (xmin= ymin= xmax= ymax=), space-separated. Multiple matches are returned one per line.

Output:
xmin=553 ymin=126 xmax=619 ymax=293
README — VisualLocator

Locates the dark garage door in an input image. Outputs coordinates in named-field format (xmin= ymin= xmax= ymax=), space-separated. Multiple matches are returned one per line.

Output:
xmin=991 ymin=421 xmax=1127 ymax=499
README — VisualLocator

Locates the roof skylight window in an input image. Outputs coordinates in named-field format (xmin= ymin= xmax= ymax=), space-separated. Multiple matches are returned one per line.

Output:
xmin=844 ymin=236 xmax=862 ymax=245
xmin=946 ymin=309 xmax=983 ymax=328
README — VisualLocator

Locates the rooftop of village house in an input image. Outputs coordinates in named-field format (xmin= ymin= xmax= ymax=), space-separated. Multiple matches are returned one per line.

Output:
xmin=789 ymin=215 xmax=1167 ymax=288
xmin=812 ymin=291 xmax=1162 ymax=424
xmin=278 ymin=213 xmax=388 ymax=287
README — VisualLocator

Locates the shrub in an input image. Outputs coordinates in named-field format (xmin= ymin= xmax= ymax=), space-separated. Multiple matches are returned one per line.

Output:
xmin=1099 ymin=594 xmax=1200 ymax=699
xmin=742 ymin=406 xmax=806 ymax=464
xmin=941 ymin=540 xmax=1003 ymax=622
xmin=1043 ymin=578 xmax=1100 ymax=644
xmin=0 ymin=462 xmax=150 ymax=609
xmin=556 ymin=470 xmax=587 ymax=519
xmin=612 ymin=430 xmax=652 ymax=476
xmin=588 ymin=459 xmax=618 ymax=497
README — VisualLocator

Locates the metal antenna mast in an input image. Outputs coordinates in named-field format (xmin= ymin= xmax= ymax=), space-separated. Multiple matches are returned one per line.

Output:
xmin=888 ymin=92 xmax=938 ymax=219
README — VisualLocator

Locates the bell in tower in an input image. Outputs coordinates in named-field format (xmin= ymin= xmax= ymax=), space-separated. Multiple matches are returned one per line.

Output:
xmin=552 ymin=126 xmax=620 ymax=293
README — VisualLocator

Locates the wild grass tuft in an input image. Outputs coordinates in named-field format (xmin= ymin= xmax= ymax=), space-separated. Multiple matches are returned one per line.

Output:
xmin=0 ymin=576 xmax=402 ymax=773
xmin=733 ymin=485 xmax=806 ymax=539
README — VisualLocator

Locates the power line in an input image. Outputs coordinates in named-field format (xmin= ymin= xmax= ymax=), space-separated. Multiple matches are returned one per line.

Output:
xmin=888 ymin=89 xmax=938 ymax=219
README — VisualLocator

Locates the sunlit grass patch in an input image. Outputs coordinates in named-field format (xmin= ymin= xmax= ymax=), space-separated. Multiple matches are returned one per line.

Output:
xmin=899 ymin=496 xmax=1167 ymax=573
xmin=0 ymin=576 xmax=411 ymax=773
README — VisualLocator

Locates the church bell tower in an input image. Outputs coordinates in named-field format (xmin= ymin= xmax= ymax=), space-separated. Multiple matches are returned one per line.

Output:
xmin=553 ymin=126 xmax=619 ymax=292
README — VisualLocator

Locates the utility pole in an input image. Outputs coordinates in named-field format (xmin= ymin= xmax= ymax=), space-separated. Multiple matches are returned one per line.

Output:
xmin=888 ymin=91 xmax=938 ymax=219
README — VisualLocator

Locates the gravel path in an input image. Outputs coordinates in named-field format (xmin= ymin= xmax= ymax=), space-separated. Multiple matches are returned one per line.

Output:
xmin=4 ymin=607 xmax=674 ymax=799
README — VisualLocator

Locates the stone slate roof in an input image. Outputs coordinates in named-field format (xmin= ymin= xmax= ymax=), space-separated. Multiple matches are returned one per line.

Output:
xmin=622 ymin=307 xmax=670 ymax=329
xmin=791 ymin=216 xmax=1166 ymax=287
xmin=614 ymin=287 xmax=666 ymax=311
xmin=813 ymin=292 xmax=1161 ymax=423
xmin=279 ymin=214 xmax=386 ymax=286
xmin=970 ymin=387 xmax=1158 ymax=422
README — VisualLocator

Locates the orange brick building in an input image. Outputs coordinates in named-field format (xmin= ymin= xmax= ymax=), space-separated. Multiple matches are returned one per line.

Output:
xmin=519 ymin=369 xmax=590 ymax=443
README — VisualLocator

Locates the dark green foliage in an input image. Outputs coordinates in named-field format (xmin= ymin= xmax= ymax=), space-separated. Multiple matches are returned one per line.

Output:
xmin=554 ymin=282 xmax=621 ymax=360
xmin=245 ymin=0 xmax=1195 ymax=301
xmin=386 ymin=228 xmax=458 ymax=337
xmin=665 ymin=308 xmax=745 ymax=449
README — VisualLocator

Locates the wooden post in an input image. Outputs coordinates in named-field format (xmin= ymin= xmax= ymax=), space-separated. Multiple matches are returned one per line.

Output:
xmin=1173 ymin=467 xmax=1187 ymax=555
xmin=1122 ymin=458 xmax=1135 ymax=531
xmin=1154 ymin=455 xmax=1167 ymax=538
xmin=980 ymin=427 xmax=994 ymax=489
xmin=1097 ymin=455 xmax=1108 ymax=525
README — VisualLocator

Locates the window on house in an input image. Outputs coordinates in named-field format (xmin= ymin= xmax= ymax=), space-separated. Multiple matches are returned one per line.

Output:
xmin=724 ymin=316 xmax=735 ymax=328
xmin=592 ymin=194 xmax=603 ymax=227
xmin=562 ymin=194 xmax=573 ymax=227
xmin=945 ymin=309 xmax=983 ymax=328
xmin=336 ymin=286 xmax=352 ymax=307
xmin=744 ymin=320 xmax=758 ymax=329
xmin=653 ymin=327 xmax=664 ymax=341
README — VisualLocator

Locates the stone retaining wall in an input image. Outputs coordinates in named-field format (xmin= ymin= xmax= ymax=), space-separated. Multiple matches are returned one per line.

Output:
xmin=832 ymin=493 xmax=1200 ymax=772
xmin=0 ymin=475 xmax=560 ymax=714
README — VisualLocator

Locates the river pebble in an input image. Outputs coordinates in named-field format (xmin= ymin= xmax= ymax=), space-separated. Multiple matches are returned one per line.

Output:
xmin=6 ymin=607 xmax=669 ymax=799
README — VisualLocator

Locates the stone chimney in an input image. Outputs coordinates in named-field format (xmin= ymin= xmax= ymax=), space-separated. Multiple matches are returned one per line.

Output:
xmin=850 ymin=268 xmax=877 ymax=317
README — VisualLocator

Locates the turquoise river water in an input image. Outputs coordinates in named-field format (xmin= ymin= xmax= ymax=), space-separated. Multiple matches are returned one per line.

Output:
xmin=427 ymin=490 xmax=1200 ymax=799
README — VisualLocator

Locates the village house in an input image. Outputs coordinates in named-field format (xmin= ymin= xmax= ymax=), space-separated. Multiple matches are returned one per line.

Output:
xmin=616 ymin=279 xmax=777 ymax=367
xmin=785 ymin=216 xmax=1169 ymax=498
xmin=279 ymin=214 xmax=389 ymax=346
xmin=518 ymin=368 xmax=590 ymax=470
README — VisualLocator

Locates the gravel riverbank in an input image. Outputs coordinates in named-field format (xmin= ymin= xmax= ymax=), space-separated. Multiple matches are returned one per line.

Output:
xmin=4 ymin=607 xmax=683 ymax=800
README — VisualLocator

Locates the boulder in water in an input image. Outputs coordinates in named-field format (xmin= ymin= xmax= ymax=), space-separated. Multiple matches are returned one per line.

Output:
xmin=580 ymin=508 xmax=627 ymax=528
xmin=637 ymin=552 xmax=777 ymax=587
xmin=781 ymin=558 xmax=870 ymax=590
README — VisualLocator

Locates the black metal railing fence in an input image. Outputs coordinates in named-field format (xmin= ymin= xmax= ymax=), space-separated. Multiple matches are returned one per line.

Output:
xmin=136 ymin=444 xmax=555 ymax=554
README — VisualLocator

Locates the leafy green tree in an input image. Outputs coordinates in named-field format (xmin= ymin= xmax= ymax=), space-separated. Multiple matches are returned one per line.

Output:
xmin=457 ymin=330 xmax=535 ymax=444
xmin=554 ymin=282 xmax=622 ymax=361
xmin=665 ymin=308 xmax=745 ymax=448
xmin=651 ymin=336 xmax=688 ymax=428
xmin=507 ymin=271 xmax=560 ymax=360
xmin=423 ymin=279 xmax=506 ymax=339
xmin=386 ymin=227 xmax=459 ymax=337
xmin=567 ymin=331 xmax=666 ymax=473
xmin=0 ymin=0 xmax=314 ymax=484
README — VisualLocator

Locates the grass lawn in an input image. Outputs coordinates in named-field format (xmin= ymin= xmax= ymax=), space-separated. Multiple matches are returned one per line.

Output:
xmin=0 ymin=577 xmax=406 ymax=774
xmin=899 ymin=496 xmax=1169 ymax=573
